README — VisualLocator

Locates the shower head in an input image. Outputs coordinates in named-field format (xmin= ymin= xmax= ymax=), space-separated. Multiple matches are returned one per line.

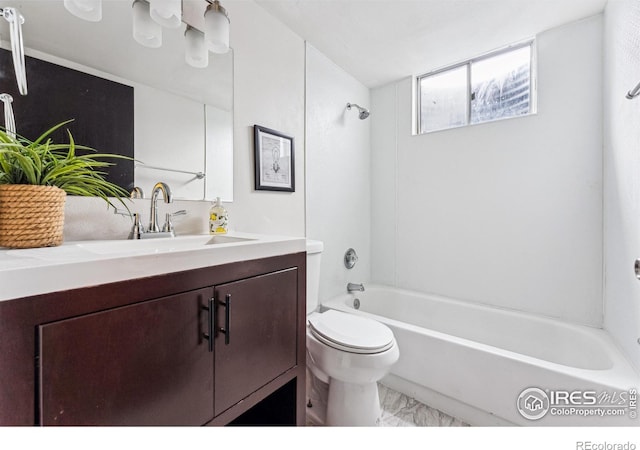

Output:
xmin=347 ymin=103 xmax=370 ymax=120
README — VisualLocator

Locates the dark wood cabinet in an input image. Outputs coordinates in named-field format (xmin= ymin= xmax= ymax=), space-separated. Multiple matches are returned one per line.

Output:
xmin=39 ymin=288 xmax=215 ymax=426
xmin=214 ymin=269 xmax=298 ymax=416
xmin=0 ymin=252 xmax=306 ymax=426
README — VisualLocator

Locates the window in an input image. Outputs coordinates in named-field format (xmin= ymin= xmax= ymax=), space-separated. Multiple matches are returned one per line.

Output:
xmin=417 ymin=41 xmax=535 ymax=134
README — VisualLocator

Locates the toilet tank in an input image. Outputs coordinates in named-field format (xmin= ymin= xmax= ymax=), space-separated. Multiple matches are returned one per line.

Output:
xmin=306 ymin=240 xmax=324 ymax=314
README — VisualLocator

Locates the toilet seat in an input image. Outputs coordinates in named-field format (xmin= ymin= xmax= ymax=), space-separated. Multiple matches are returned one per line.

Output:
xmin=308 ymin=310 xmax=394 ymax=354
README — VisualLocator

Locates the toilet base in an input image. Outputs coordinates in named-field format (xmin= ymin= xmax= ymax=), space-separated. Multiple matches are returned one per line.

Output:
xmin=326 ymin=379 xmax=382 ymax=426
xmin=306 ymin=368 xmax=329 ymax=425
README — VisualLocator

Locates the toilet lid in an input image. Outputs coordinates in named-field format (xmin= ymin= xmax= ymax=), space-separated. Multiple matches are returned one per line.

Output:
xmin=308 ymin=310 xmax=394 ymax=354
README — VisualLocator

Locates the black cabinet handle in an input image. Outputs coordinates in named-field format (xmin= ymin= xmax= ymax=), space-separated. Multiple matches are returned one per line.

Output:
xmin=202 ymin=297 xmax=214 ymax=352
xmin=219 ymin=294 xmax=231 ymax=345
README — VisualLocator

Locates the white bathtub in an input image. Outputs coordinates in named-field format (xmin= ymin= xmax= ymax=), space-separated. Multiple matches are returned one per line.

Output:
xmin=323 ymin=285 xmax=640 ymax=426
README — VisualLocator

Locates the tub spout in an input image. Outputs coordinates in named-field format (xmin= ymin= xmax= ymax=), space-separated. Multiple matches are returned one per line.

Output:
xmin=347 ymin=283 xmax=365 ymax=293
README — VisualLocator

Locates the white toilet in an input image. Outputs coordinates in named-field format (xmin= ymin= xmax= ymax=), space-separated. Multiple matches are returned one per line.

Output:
xmin=305 ymin=240 xmax=399 ymax=426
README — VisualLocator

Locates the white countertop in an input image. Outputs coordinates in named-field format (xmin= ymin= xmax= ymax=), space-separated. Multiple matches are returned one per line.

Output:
xmin=0 ymin=232 xmax=306 ymax=302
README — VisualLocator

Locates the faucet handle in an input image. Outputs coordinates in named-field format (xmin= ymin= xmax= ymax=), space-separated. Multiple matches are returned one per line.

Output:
xmin=129 ymin=213 xmax=145 ymax=239
xmin=344 ymin=248 xmax=359 ymax=269
xmin=114 ymin=208 xmax=145 ymax=239
xmin=162 ymin=210 xmax=187 ymax=233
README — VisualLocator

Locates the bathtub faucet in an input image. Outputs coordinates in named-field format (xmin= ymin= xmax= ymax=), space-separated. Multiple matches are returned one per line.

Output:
xmin=347 ymin=282 xmax=365 ymax=293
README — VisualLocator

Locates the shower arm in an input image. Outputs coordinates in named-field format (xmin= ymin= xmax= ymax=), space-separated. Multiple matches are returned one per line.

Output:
xmin=0 ymin=7 xmax=28 ymax=96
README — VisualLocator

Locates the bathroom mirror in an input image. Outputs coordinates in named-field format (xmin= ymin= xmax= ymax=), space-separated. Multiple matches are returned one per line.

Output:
xmin=0 ymin=0 xmax=233 ymax=201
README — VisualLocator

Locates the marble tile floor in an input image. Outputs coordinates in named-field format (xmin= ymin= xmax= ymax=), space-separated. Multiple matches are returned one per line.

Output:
xmin=306 ymin=382 xmax=469 ymax=427
xmin=378 ymin=383 xmax=470 ymax=427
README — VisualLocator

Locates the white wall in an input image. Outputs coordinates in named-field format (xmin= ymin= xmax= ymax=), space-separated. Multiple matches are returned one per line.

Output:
xmin=371 ymin=16 xmax=604 ymax=326
xmin=370 ymin=82 xmax=398 ymax=287
xmin=205 ymin=104 xmax=234 ymax=202
xmin=225 ymin=1 xmax=305 ymax=237
xmin=305 ymin=44 xmax=371 ymax=303
xmin=64 ymin=0 xmax=306 ymax=241
xmin=603 ymin=0 xmax=640 ymax=370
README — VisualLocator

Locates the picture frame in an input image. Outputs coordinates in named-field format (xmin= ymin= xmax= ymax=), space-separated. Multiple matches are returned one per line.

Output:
xmin=254 ymin=125 xmax=295 ymax=192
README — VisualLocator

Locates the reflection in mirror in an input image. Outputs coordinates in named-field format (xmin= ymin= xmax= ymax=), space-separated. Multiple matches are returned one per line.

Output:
xmin=0 ymin=0 xmax=233 ymax=201
xmin=0 ymin=48 xmax=136 ymax=189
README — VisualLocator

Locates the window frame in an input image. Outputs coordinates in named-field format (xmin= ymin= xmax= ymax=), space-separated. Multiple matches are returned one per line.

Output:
xmin=416 ymin=39 xmax=537 ymax=134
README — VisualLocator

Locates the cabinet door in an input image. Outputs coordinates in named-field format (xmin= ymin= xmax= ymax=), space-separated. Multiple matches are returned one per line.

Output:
xmin=39 ymin=288 xmax=214 ymax=426
xmin=214 ymin=268 xmax=298 ymax=415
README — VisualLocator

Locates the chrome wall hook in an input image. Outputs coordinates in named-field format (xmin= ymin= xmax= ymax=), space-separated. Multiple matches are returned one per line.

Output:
xmin=626 ymin=80 xmax=640 ymax=99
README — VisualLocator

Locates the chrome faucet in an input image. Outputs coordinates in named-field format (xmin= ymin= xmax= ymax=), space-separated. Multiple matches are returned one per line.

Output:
xmin=149 ymin=182 xmax=173 ymax=233
xmin=347 ymin=282 xmax=365 ymax=293
xmin=114 ymin=183 xmax=185 ymax=240
xmin=130 ymin=186 xmax=144 ymax=199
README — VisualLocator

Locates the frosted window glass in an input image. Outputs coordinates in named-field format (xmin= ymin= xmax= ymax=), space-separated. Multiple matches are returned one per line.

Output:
xmin=417 ymin=42 xmax=533 ymax=134
xmin=419 ymin=65 xmax=468 ymax=133
xmin=470 ymin=46 xmax=531 ymax=124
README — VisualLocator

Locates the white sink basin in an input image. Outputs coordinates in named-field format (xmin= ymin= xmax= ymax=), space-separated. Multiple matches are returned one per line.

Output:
xmin=5 ymin=234 xmax=257 ymax=261
xmin=206 ymin=235 xmax=256 ymax=245
xmin=77 ymin=234 xmax=256 ymax=256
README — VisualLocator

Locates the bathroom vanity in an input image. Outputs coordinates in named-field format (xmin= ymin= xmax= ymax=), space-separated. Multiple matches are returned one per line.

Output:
xmin=0 ymin=233 xmax=307 ymax=426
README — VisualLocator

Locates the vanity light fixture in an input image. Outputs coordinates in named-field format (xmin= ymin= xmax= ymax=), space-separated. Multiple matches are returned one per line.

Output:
xmin=63 ymin=0 xmax=230 ymax=68
xmin=204 ymin=0 xmax=230 ymax=54
xmin=184 ymin=25 xmax=208 ymax=68
xmin=132 ymin=0 xmax=162 ymax=48
xmin=63 ymin=0 xmax=102 ymax=22
xmin=149 ymin=0 xmax=181 ymax=28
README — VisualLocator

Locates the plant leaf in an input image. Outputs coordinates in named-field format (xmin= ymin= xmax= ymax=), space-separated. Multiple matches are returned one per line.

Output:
xmin=0 ymin=120 xmax=132 ymax=212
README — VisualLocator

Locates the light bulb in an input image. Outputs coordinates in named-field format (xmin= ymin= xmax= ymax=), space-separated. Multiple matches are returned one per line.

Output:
xmin=204 ymin=1 xmax=230 ymax=54
xmin=64 ymin=0 xmax=102 ymax=22
xmin=185 ymin=26 xmax=208 ymax=68
xmin=149 ymin=0 xmax=181 ymax=29
xmin=132 ymin=0 xmax=162 ymax=48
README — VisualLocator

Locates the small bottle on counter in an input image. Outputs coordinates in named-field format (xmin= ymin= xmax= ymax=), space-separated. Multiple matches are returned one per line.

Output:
xmin=209 ymin=197 xmax=228 ymax=235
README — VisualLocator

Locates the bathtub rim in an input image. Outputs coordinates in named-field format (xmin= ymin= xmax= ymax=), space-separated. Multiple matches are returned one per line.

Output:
xmin=321 ymin=284 xmax=640 ymax=389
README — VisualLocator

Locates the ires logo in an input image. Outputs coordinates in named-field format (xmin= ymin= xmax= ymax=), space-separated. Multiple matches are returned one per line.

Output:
xmin=517 ymin=387 xmax=637 ymax=421
xmin=517 ymin=388 xmax=550 ymax=420
xmin=549 ymin=390 xmax=599 ymax=406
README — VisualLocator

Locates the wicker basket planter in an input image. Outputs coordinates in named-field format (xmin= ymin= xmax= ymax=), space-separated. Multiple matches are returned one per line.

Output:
xmin=0 ymin=185 xmax=67 ymax=249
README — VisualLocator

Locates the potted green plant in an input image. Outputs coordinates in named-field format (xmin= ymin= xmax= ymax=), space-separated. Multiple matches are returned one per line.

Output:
xmin=0 ymin=119 xmax=130 ymax=249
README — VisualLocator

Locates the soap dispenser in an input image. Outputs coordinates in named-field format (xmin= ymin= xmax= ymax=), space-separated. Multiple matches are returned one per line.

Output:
xmin=209 ymin=197 xmax=228 ymax=235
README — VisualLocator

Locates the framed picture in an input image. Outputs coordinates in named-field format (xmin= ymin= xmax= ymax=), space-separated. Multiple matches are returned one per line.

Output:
xmin=254 ymin=125 xmax=295 ymax=192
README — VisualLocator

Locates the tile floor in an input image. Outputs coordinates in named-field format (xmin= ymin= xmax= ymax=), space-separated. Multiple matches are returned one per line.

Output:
xmin=306 ymin=382 xmax=469 ymax=427
xmin=378 ymin=384 xmax=469 ymax=427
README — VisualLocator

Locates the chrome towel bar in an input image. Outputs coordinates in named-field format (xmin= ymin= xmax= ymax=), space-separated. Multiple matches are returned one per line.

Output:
xmin=135 ymin=163 xmax=206 ymax=179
